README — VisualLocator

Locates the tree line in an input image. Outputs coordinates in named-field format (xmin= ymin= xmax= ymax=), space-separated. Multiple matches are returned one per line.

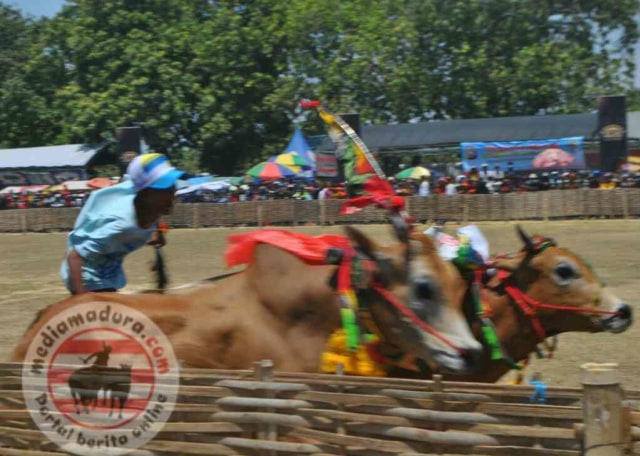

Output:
xmin=0 ymin=0 xmax=638 ymax=174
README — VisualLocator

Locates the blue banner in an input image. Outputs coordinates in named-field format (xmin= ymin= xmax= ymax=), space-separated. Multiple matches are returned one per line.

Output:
xmin=460 ymin=137 xmax=586 ymax=172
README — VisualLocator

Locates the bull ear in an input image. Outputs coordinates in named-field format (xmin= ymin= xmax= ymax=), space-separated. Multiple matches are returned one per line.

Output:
xmin=408 ymin=232 xmax=437 ymax=255
xmin=488 ymin=255 xmax=521 ymax=272
xmin=389 ymin=212 xmax=409 ymax=244
xmin=515 ymin=225 xmax=534 ymax=251
xmin=344 ymin=226 xmax=378 ymax=258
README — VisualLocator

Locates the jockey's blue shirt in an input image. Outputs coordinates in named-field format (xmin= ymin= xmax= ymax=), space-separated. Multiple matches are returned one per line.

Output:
xmin=60 ymin=180 xmax=157 ymax=292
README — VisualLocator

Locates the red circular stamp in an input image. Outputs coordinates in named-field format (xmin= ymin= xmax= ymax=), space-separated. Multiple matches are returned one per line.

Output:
xmin=22 ymin=302 xmax=179 ymax=455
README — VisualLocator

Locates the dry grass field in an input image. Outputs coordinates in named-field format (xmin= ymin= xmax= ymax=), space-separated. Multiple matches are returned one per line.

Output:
xmin=0 ymin=220 xmax=638 ymax=388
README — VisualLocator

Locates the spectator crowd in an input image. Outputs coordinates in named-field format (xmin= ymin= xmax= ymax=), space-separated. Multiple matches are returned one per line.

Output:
xmin=174 ymin=167 xmax=640 ymax=203
xmin=0 ymin=188 xmax=88 ymax=210
xmin=2 ymin=166 xmax=640 ymax=210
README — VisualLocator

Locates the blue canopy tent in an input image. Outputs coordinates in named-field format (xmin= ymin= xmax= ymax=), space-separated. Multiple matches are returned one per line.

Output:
xmin=276 ymin=127 xmax=315 ymax=179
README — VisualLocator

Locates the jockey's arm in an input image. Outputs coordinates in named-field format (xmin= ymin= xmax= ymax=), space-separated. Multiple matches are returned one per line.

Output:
xmin=67 ymin=248 xmax=87 ymax=295
xmin=82 ymin=352 xmax=97 ymax=364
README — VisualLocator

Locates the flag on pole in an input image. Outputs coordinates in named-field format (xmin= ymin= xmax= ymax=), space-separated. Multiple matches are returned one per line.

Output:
xmin=300 ymin=100 xmax=404 ymax=215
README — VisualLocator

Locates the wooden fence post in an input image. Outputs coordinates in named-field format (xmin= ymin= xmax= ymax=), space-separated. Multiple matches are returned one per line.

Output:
xmin=581 ymin=362 xmax=624 ymax=456
xmin=257 ymin=203 xmax=264 ymax=227
xmin=433 ymin=374 xmax=444 ymax=455
xmin=319 ymin=199 xmax=326 ymax=225
xmin=291 ymin=200 xmax=298 ymax=227
xmin=256 ymin=359 xmax=277 ymax=456
xmin=336 ymin=363 xmax=347 ymax=456
xmin=191 ymin=203 xmax=199 ymax=228
xmin=543 ymin=192 xmax=549 ymax=222
xmin=621 ymin=190 xmax=629 ymax=219
xmin=462 ymin=197 xmax=469 ymax=223
xmin=20 ymin=211 xmax=27 ymax=233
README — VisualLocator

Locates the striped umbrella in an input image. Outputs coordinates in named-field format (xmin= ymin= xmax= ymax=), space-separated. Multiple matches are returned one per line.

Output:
xmin=269 ymin=152 xmax=311 ymax=170
xmin=245 ymin=161 xmax=298 ymax=180
xmin=395 ymin=166 xmax=431 ymax=180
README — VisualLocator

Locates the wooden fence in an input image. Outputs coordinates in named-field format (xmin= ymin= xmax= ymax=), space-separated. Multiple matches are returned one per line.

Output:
xmin=1 ymin=189 xmax=640 ymax=232
xmin=1 ymin=361 xmax=638 ymax=455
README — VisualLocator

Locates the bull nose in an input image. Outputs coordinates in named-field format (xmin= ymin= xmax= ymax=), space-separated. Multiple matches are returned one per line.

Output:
xmin=602 ymin=303 xmax=633 ymax=333
xmin=461 ymin=346 xmax=483 ymax=372
xmin=617 ymin=304 xmax=632 ymax=321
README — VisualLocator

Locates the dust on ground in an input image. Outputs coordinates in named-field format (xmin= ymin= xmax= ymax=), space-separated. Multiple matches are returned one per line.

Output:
xmin=1 ymin=220 xmax=638 ymax=387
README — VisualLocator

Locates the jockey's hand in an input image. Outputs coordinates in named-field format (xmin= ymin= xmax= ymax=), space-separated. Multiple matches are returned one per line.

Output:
xmin=147 ymin=229 xmax=166 ymax=249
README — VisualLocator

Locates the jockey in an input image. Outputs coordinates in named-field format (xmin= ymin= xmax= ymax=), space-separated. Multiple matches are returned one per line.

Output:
xmin=82 ymin=341 xmax=112 ymax=367
xmin=60 ymin=153 xmax=185 ymax=294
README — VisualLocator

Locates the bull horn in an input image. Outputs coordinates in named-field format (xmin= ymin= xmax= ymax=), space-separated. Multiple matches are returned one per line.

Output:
xmin=516 ymin=225 xmax=534 ymax=251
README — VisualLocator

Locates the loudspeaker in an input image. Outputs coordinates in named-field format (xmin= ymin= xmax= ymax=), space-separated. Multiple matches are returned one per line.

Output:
xmin=337 ymin=113 xmax=361 ymax=137
xmin=116 ymin=126 xmax=142 ymax=174
xmin=597 ymin=96 xmax=627 ymax=172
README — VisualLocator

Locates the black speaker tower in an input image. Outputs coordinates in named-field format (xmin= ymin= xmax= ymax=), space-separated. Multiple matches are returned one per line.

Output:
xmin=597 ymin=96 xmax=627 ymax=172
xmin=116 ymin=126 xmax=142 ymax=175
xmin=337 ymin=113 xmax=361 ymax=137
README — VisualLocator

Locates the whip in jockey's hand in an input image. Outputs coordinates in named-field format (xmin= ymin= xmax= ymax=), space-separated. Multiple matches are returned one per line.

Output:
xmin=147 ymin=226 xmax=166 ymax=249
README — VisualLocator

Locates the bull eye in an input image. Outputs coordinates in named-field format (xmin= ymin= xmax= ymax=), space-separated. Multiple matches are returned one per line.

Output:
xmin=554 ymin=262 xmax=578 ymax=285
xmin=414 ymin=279 xmax=435 ymax=302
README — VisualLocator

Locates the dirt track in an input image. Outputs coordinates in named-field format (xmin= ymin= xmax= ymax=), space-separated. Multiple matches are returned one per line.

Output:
xmin=1 ymin=220 xmax=638 ymax=387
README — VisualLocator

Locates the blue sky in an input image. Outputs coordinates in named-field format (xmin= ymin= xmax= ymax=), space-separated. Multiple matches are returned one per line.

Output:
xmin=6 ymin=0 xmax=65 ymax=18
xmin=4 ymin=0 xmax=640 ymax=87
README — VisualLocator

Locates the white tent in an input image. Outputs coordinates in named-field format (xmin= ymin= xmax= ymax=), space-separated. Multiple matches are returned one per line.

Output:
xmin=0 ymin=185 xmax=49 ymax=194
xmin=175 ymin=180 xmax=231 ymax=196
xmin=59 ymin=180 xmax=91 ymax=191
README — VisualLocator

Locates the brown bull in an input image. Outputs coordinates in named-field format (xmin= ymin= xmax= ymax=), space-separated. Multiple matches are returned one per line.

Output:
xmin=12 ymin=226 xmax=483 ymax=375
xmin=388 ymin=225 xmax=633 ymax=382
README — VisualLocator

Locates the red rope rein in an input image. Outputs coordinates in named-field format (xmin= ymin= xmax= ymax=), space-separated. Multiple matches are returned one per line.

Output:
xmin=490 ymin=263 xmax=621 ymax=341
xmin=372 ymin=284 xmax=466 ymax=355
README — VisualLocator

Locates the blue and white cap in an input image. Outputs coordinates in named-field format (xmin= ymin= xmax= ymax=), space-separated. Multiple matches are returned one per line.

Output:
xmin=126 ymin=153 xmax=186 ymax=191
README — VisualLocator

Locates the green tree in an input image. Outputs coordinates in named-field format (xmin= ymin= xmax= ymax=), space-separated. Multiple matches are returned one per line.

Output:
xmin=627 ymin=88 xmax=640 ymax=111
xmin=0 ymin=4 xmax=31 ymax=84
xmin=0 ymin=5 xmax=63 ymax=147
xmin=0 ymin=0 xmax=637 ymax=172
xmin=285 ymin=0 xmax=638 ymax=120
xmin=18 ymin=0 xmax=296 ymax=174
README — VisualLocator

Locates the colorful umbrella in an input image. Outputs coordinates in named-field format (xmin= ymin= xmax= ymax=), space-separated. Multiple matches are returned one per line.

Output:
xmin=395 ymin=166 xmax=431 ymax=180
xmin=269 ymin=152 xmax=311 ymax=169
xmin=246 ymin=161 xmax=298 ymax=180
xmin=87 ymin=177 xmax=118 ymax=189
xmin=532 ymin=148 xmax=575 ymax=169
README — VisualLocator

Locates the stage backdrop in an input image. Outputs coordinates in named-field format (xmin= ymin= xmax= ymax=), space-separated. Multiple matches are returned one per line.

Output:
xmin=460 ymin=137 xmax=586 ymax=172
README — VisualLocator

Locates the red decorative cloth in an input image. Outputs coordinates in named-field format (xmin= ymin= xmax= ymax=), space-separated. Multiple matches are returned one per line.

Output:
xmin=225 ymin=229 xmax=351 ymax=268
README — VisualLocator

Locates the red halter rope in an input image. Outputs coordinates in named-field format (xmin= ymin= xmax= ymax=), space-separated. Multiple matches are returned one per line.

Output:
xmin=490 ymin=252 xmax=621 ymax=342
xmin=338 ymin=246 xmax=466 ymax=356
xmin=372 ymin=284 xmax=465 ymax=355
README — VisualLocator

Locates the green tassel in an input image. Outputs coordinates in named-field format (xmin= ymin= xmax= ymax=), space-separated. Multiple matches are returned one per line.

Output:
xmin=481 ymin=325 xmax=503 ymax=360
xmin=457 ymin=242 xmax=472 ymax=263
xmin=341 ymin=307 xmax=360 ymax=351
